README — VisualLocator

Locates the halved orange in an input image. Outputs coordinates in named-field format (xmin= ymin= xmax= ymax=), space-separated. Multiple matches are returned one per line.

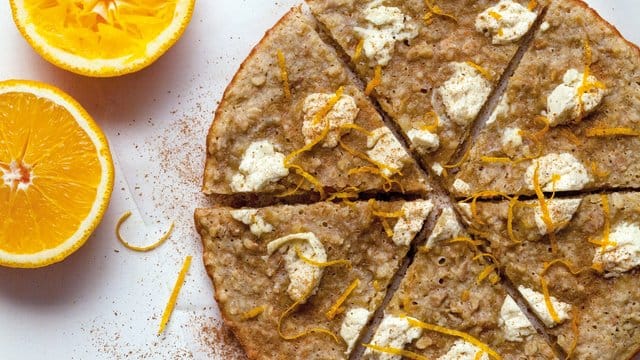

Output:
xmin=0 ymin=80 xmax=114 ymax=268
xmin=10 ymin=0 xmax=196 ymax=77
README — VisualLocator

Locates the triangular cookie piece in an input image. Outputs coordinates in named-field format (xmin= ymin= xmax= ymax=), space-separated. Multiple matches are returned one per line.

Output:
xmin=204 ymin=7 xmax=429 ymax=199
xmin=195 ymin=199 xmax=434 ymax=359
xmin=452 ymin=0 xmax=640 ymax=197
xmin=363 ymin=206 xmax=558 ymax=360
xmin=464 ymin=192 xmax=640 ymax=359
xmin=306 ymin=0 xmax=545 ymax=173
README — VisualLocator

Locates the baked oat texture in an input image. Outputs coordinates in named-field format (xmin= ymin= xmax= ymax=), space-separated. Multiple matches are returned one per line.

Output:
xmin=203 ymin=7 xmax=429 ymax=198
xmin=195 ymin=200 xmax=429 ymax=359
xmin=197 ymin=0 xmax=640 ymax=359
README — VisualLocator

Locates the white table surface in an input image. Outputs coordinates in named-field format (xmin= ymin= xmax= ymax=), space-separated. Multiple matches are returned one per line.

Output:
xmin=0 ymin=1 xmax=638 ymax=359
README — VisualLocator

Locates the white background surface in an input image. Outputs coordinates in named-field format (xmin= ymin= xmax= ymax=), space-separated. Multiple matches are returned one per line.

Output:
xmin=0 ymin=1 xmax=638 ymax=359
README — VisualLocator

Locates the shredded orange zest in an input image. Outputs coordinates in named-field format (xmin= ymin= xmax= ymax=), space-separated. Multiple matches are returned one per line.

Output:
xmin=464 ymin=190 xmax=512 ymax=225
xmin=277 ymin=50 xmax=292 ymax=100
xmin=528 ymin=0 xmax=537 ymax=10
xmin=116 ymin=211 xmax=174 ymax=252
xmin=340 ymin=140 xmax=398 ymax=176
xmin=423 ymin=0 xmax=458 ymax=24
xmin=497 ymin=28 xmax=505 ymax=37
xmin=443 ymin=146 xmax=471 ymax=169
xmin=577 ymin=39 xmax=607 ymax=118
xmin=404 ymin=317 xmax=502 ymax=360
xmin=313 ymin=87 xmax=344 ymax=125
xmin=466 ymin=61 xmax=492 ymax=80
xmin=480 ymin=156 xmax=514 ymax=164
xmin=477 ymin=264 xmax=497 ymax=285
xmin=591 ymin=262 xmax=604 ymax=273
xmin=533 ymin=115 xmax=550 ymax=141
xmin=475 ymin=351 xmax=485 ymax=360
xmin=589 ymin=161 xmax=610 ymax=178
xmin=461 ymin=290 xmax=471 ymax=301
xmin=365 ymin=65 xmax=382 ymax=95
xmin=354 ymin=38 xmax=365 ymax=62
xmin=277 ymin=177 xmax=306 ymax=198
xmin=326 ymin=187 xmax=360 ymax=205
xmin=507 ymin=196 xmax=522 ymax=243
xmin=566 ymin=308 xmax=580 ymax=359
xmin=559 ymin=129 xmax=583 ymax=146
xmin=488 ymin=11 xmax=502 ymax=20
xmin=473 ymin=253 xmax=499 ymax=264
xmin=349 ymin=166 xmax=403 ymax=193
xmin=326 ymin=278 xmax=360 ymax=320
xmin=158 ymin=255 xmax=192 ymax=334
xmin=339 ymin=123 xmax=374 ymax=137
xmin=240 ymin=305 xmax=266 ymax=321
xmin=373 ymin=280 xmax=383 ymax=292
xmin=448 ymin=236 xmax=484 ymax=248
xmin=278 ymin=287 xmax=342 ymax=344
xmin=586 ymin=127 xmax=640 ymax=137
xmin=533 ymin=163 xmax=558 ymax=253
xmin=543 ymin=259 xmax=587 ymax=276
xmin=422 ymin=111 xmax=440 ymax=132
xmin=539 ymin=276 xmax=560 ymax=324
xmin=295 ymin=246 xmax=352 ymax=269
xmin=597 ymin=194 xmax=615 ymax=252
xmin=363 ymin=343 xmax=429 ymax=360
xmin=369 ymin=200 xmax=403 ymax=237
xmin=289 ymin=164 xmax=326 ymax=200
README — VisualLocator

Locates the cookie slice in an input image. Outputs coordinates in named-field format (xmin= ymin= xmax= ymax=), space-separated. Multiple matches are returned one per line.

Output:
xmin=452 ymin=0 xmax=640 ymax=197
xmin=464 ymin=192 xmax=640 ymax=359
xmin=204 ymin=7 xmax=429 ymax=199
xmin=363 ymin=206 xmax=557 ymax=360
xmin=305 ymin=0 xmax=544 ymax=173
xmin=195 ymin=199 xmax=433 ymax=359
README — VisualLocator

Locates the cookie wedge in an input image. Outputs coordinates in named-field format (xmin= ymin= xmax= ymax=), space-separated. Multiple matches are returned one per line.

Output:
xmin=451 ymin=0 xmax=640 ymax=197
xmin=363 ymin=206 xmax=557 ymax=360
xmin=305 ymin=0 xmax=545 ymax=173
xmin=195 ymin=199 xmax=433 ymax=359
xmin=463 ymin=192 xmax=640 ymax=359
xmin=204 ymin=7 xmax=429 ymax=199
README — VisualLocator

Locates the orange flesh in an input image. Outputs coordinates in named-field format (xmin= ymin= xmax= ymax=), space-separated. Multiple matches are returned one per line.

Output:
xmin=22 ymin=0 xmax=177 ymax=61
xmin=0 ymin=92 xmax=101 ymax=254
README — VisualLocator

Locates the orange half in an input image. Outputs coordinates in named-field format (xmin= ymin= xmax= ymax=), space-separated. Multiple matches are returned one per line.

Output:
xmin=0 ymin=80 xmax=114 ymax=268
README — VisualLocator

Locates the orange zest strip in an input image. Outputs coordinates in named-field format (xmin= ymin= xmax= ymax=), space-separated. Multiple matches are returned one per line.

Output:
xmin=158 ymin=256 xmax=192 ymax=334
xmin=353 ymin=38 xmax=365 ymax=62
xmin=448 ymin=236 xmax=484 ymax=248
xmin=533 ymin=163 xmax=558 ymax=253
xmin=539 ymin=276 xmax=560 ymax=324
xmin=313 ymin=86 xmax=344 ymax=125
xmin=288 ymin=164 xmax=326 ymax=200
xmin=348 ymin=166 xmax=403 ymax=193
xmin=365 ymin=65 xmax=382 ymax=96
xmin=115 ymin=211 xmax=174 ymax=252
xmin=276 ymin=177 xmax=306 ymax=198
xmin=443 ymin=146 xmax=471 ymax=169
xmin=284 ymin=119 xmax=330 ymax=166
xmin=528 ymin=0 xmax=537 ymax=11
xmin=507 ymin=195 xmax=522 ymax=243
xmin=473 ymin=253 xmax=499 ymax=265
xmin=586 ymin=127 xmax=640 ymax=137
xmin=577 ymin=39 xmax=607 ymax=118
xmin=598 ymin=194 xmax=615 ymax=252
xmin=240 ymin=305 xmax=266 ymax=321
xmin=488 ymin=11 xmax=502 ymax=20
xmin=542 ymin=259 xmax=589 ymax=277
xmin=339 ymin=139 xmax=399 ymax=176
xmin=404 ymin=317 xmax=502 ymax=360
xmin=295 ymin=246 xmax=352 ymax=269
xmin=423 ymin=0 xmax=458 ymax=24
xmin=339 ymin=123 xmax=374 ymax=137
xmin=567 ymin=308 xmax=580 ymax=359
xmin=422 ymin=111 xmax=440 ymax=132
xmin=589 ymin=161 xmax=610 ymax=178
xmin=278 ymin=287 xmax=342 ymax=344
xmin=363 ymin=343 xmax=429 ymax=360
xmin=475 ymin=351 xmax=485 ymax=360
xmin=533 ymin=115 xmax=550 ymax=141
xmin=326 ymin=278 xmax=360 ymax=320
xmin=559 ymin=129 xmax=583 ymax=145
xmin=477 ymin=264 xmax=497 ymax=285
xmin=480 ymin=156 xmax=514 ymax=164
xmin=381 ymin=218 xmax=394 ymax=238
xmin=276 ymin=50 xmax=292 ymax=100
xmin=466 ymin=61 xmax=492 ymax=80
